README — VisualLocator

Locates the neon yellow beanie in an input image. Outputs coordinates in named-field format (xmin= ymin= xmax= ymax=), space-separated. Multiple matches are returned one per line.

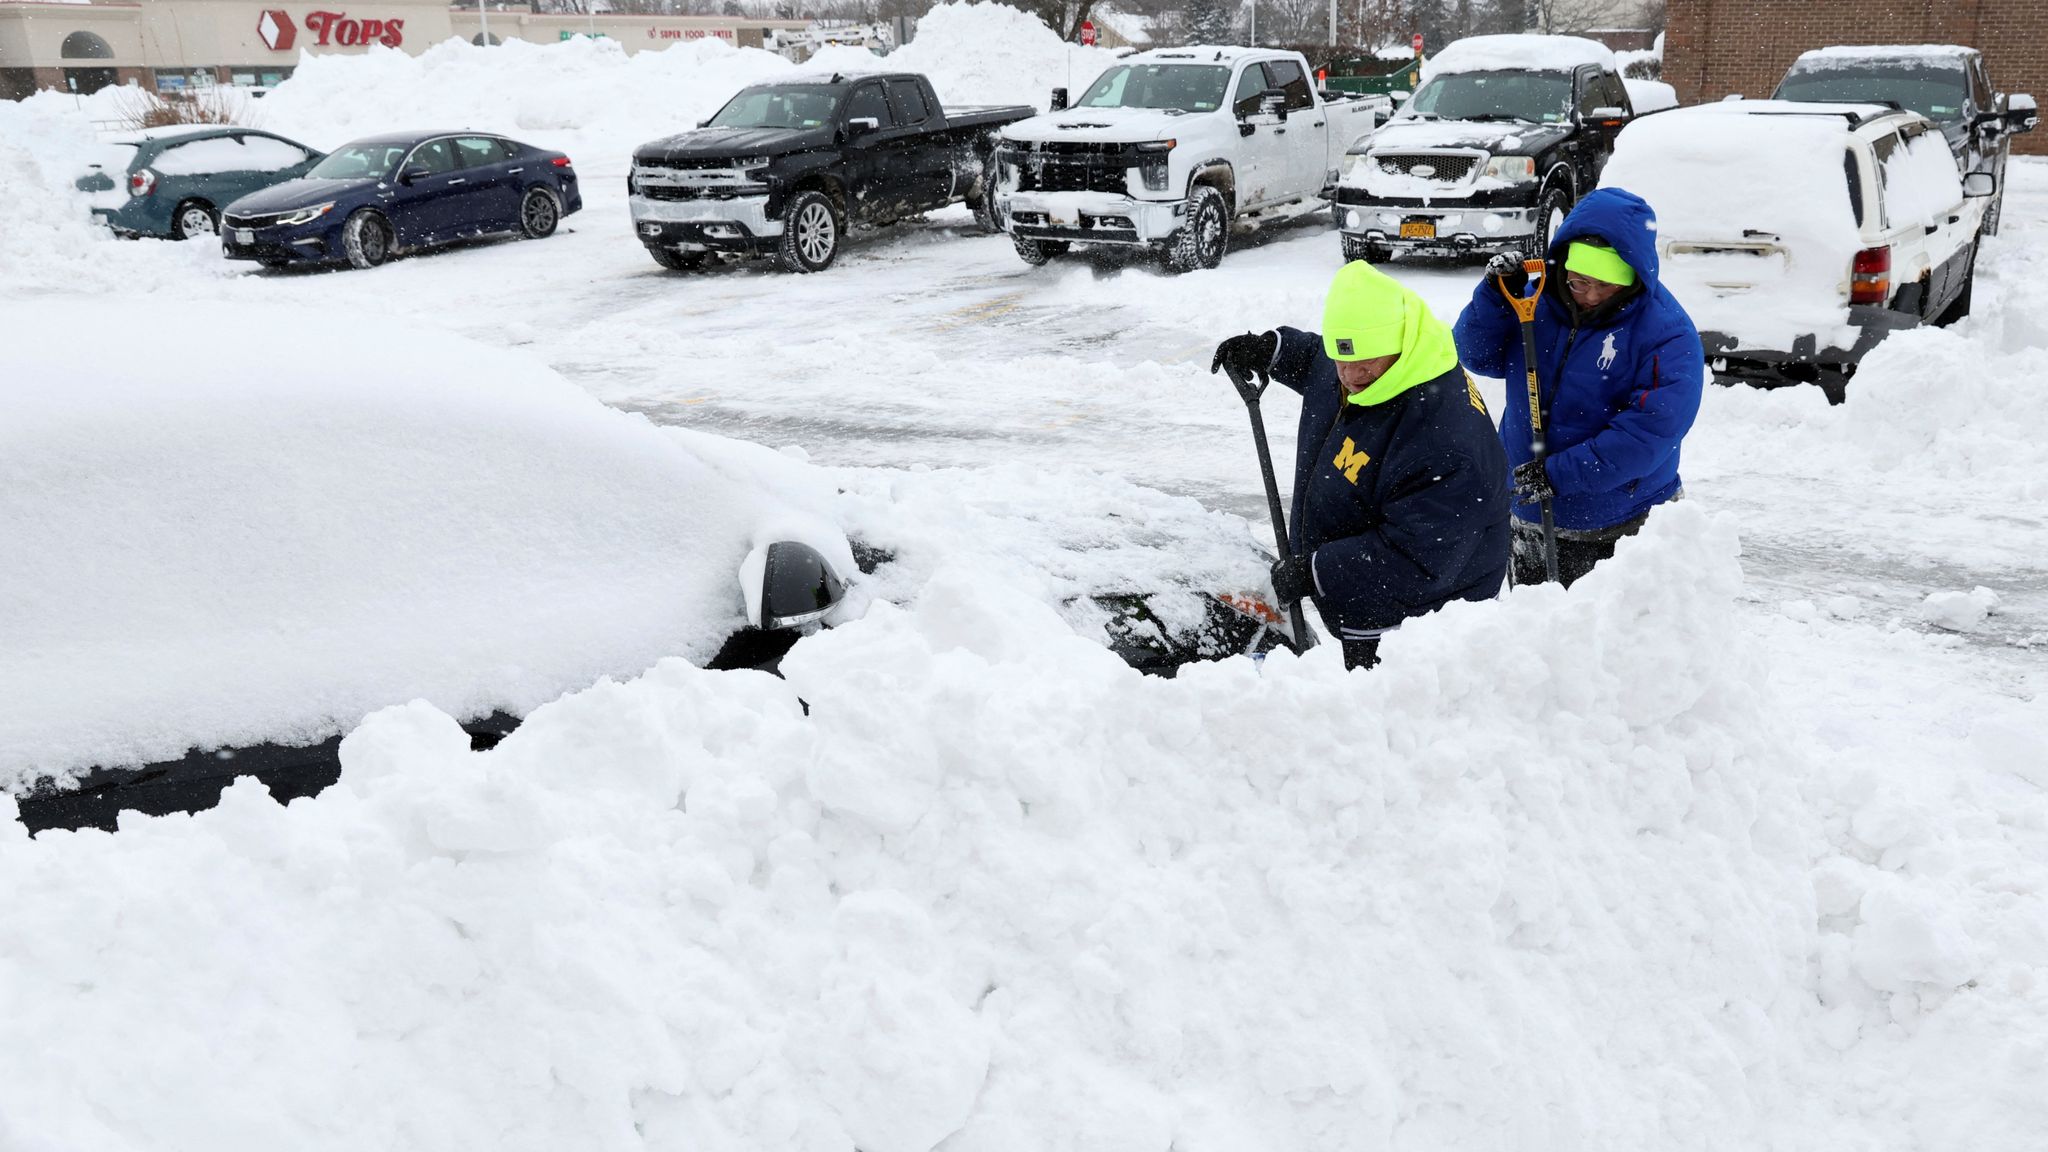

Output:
xmin=1565 ymin=241 xmax=1636 ymax=286
xmin=1322 ymin=261 xmax=1407 ymax=362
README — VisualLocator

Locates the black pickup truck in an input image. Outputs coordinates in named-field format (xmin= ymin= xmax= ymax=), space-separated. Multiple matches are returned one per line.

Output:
xmin=630 ymin=72 xmax=1035 ymax=272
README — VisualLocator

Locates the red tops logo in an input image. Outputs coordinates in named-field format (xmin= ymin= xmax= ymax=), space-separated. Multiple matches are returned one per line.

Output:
xmin=259 ymin=10 xmax=406 ymax=50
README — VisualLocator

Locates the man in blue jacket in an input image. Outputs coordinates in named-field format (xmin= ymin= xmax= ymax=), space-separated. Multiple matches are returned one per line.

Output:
xmin=1454 ymin=187 xmax=1704 ymax=587
xmin=1213 ymin=262 xmax=1510 ymax=670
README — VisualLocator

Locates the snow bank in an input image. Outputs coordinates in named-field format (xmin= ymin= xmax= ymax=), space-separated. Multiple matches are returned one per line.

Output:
xmin=4 ymin=504 xmax=1889 ymax=1150
xmin=0 ymin=298 xmax=851 ymax=786
xmin=1604 ymin=104 xmax=1866 ymax=351
xmin=1425 ymin=33 xmax=1614 ymax=79
xmin=1624 ymin=77 xmax=1676 ymax=112
xmin=256 ymin=36 xmax=794 ymax=170
xmin=803 ymin=2 xmax=1120 ymax=110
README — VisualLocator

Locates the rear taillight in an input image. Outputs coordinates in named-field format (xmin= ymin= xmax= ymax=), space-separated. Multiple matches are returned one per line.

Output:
xmin=551 ymin=156 xmax=572 ymax=168
xmin=128 ymin=168 xmax=157 ymax=198
xmin=1850 ymin=245 xmax=1890 ymax=305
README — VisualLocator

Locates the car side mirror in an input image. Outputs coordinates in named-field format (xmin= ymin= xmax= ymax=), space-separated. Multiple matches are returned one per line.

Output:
xmin=1390 ymin=89 xmax=1409 ymax=104
xmin=1590 ymin=105 xmax=1628 ymax=123
xmin=2008 ymin=93 xmax=2039 ymax=133
xmin=1261 ymin=88 xmax=1289 ymax=118
xmin=742 ymin=540 xmax=845 ymax=631
xmin=1049 ymin=86 xmax=1068 ymax=112
xmin=399 ymin=166 xmax=430 ymax=185
xmin=1962 ymin=170 xmax=1997 ymax=198
xmin=846 ymin=116 xmax=880 ymax=138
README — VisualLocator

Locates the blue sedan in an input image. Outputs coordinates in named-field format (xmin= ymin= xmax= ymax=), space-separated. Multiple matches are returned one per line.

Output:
xmin=220 ymin=131 xmax=582 ymax=269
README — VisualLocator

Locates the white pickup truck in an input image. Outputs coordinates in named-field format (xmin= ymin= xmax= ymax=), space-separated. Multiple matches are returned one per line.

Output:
xmin=993 ymin=46 xmax=1387 ymax=272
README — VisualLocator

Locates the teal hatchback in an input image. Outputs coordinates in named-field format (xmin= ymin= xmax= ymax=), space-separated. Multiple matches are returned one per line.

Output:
xmin=76 ymin=125 xmax=324 ymax=240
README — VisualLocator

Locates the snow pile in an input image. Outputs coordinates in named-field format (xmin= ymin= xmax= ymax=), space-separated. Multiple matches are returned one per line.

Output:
xmin=1424 ymin=33 xmax=1615 ymax=78
xmin=1837 ymin=201 xmax=2048 ymax=502
xmin=1604 ymin=104 xmax=1866 ymax=351
xmin=3 ymin=505 xmax=1896 ymax=1150
xmin=1624 ymin=77 xmax=1677 ymax=112
xmin=0 ymin=297 xmax=849 ymax=786
xmin=256 ymin=36 xmax=794 ymax=170
xmin=803 ymin=2 xmax=1119 ymax=110
xmin=0 ymin=91 xmax=229 ymax=291
xmin=1918 ymin=586 xmax=2000 ymax=632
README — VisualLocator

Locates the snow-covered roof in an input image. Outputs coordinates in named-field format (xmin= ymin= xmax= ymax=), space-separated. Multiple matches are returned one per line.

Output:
xmin=1793 ymin=44 xmax=1976 ymax=66
xmin=1425 ymin=34 xmax=1615 ymax=78
xmin=102 ymin=124 xmax=234 ymax=146
xmin=1128 ymin=45 xmax=1272 ymax=66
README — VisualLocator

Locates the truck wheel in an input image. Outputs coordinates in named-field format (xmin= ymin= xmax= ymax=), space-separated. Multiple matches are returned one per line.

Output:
xmin=1164 ymin=185 xmax=1228 ymax=273
xmin=776 ymin=190 xmax=840 ymax=273
xmin=342 ymin=209 xmax=392 ymax=270
xmin=1013 ymin=235 xmax=1068 ymax=265
xmin=649 ymin=246 xmax=705 ymax=272
xmin=971 ymin=173 xmax=1000 ymax=235
xmin=1528 ymin=185 xmax=1572 ymax=258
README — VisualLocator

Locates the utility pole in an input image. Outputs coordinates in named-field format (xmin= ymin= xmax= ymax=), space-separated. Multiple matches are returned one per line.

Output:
xmin=478 ymin=0 xmax=490 ymax=44
xmin=1328 ymin=0 xmax=1335 ymax=45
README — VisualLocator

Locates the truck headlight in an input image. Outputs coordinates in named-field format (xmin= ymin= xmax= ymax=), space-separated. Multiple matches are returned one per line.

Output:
xmin=1482 ymin=155 xmax=1537 ymax=183
xmin=1340 ymin=151 xmax=1370 ymax=181
xmin=1136 ymin=139 xmax=1174 ymax=192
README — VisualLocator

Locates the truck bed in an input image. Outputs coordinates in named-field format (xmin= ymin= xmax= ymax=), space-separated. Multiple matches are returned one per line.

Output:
xmin=942 ymin=104 xmax=1039 ymax=131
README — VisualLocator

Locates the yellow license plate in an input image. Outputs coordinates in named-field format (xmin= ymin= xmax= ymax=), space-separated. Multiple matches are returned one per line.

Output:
xmin=1400 ymin=221 xmax=1436 ymax=240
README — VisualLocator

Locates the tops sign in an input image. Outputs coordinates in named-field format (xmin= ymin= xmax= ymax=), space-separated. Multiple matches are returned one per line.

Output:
xmin=258 ymin=9 xmax=406 ymax=51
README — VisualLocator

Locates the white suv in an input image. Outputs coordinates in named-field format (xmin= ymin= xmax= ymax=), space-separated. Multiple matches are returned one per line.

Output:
xmin=1601 ymin=100 xmax=1994 ymax=403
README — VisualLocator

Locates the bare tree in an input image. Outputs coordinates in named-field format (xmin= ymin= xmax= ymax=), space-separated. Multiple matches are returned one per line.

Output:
xmin=1525 ymin=0 xmax=1640 ymax=34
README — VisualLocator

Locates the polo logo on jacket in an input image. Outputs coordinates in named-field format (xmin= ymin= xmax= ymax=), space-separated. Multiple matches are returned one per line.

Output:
xmin=1598 ymin=332 xmax=1619 ymax=371
xmin=1332 ymin=437 xmax=1371 ymax=484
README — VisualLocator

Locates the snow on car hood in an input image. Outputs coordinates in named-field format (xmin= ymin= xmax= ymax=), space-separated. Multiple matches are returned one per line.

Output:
xmin=226 ymin=175 xmax=382 ymax=214
xmin=636 ymin=125 xmax=837 ymax=163
xmin=0 ymin=298 xmax=850 ymax=786
xmin=1366 ymin=117 xmax=1566 ymax=156
xmin=1002 ymin=106 xmax=1190 ymax=145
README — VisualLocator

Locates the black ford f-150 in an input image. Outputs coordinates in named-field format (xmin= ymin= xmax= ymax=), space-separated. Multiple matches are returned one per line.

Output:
xmin=630 ymin=72 xmax=1035 ymax=272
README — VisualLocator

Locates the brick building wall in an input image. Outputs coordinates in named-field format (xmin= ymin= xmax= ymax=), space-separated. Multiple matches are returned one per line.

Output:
xmin=1666 ymin=0 xmax=2047 ymax=156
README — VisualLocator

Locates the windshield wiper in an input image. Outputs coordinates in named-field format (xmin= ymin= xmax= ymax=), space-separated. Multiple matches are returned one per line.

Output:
xmin=1460 ymin=113 xmax=1534 ymax=123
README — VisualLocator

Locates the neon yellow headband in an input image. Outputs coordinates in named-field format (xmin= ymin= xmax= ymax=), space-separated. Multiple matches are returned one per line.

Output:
xmin=1565 ymin=241 xmax=1636 ymax=287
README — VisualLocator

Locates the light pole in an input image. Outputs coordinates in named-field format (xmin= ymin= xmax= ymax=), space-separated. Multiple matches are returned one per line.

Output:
xmin=478 ymin=0 xmax=489 ymax=45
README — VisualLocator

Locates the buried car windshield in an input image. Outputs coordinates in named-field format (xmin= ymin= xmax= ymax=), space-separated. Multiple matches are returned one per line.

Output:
xmin=307 ymin=143 xmax=408 ymax=179
xmin=708 ymin=86 xmax=843 ymax=129
xmin=1407 ymin=70 xmax=1574 ymax=122
xmin=1076 ymin=64 xmax=1231 ymax=113
xmin=1775 ymin=62 xmax=1970 ymax=122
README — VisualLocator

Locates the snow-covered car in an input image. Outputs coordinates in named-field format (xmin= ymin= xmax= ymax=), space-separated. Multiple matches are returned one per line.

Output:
xmin=74 ymin=125 xmax=324 ymax=240
xmin=1602 ymin=100 xmax=1994 ymax=403
xmin=2 ymin=299 xmax=854 ymax=833
xmin=993 ymin=46 xmax=1385 ymax=272
xmin=1332 ymin=34 xmax=1633 ymax=262
xmin=1772 ymin=45 xmax=2036 ymax=235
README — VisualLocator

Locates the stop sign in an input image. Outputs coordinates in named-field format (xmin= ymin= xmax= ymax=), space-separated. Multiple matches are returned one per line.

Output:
xmin=1412 ymin=32 xmax=1424 ymax=55
xmin=1079 ymin=19 xmax=1097 ymax=46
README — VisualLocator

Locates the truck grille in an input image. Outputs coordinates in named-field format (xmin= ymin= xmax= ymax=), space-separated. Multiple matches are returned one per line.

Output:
xmin=1009 ymin=142 xmax=1135 ymax=195
xmin=1375 ymin=153 xmax=1478 ymax=182
xmin=635 ymin=156 xmax=745 ymax=171
xmin=639 ymin=185 xmax=759 ymax=202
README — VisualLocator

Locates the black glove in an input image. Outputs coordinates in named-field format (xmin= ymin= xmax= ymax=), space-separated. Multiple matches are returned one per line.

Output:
xmin=1212 ymin=330 xmax=1279 ymax=381
xmin=1487 ymin=250 xmax=1527 ymax=297
xmin=1512 ymin=458 xmax=1555 ymax=503
xmin=1270 ymin=553 xmax=1316 ymax=604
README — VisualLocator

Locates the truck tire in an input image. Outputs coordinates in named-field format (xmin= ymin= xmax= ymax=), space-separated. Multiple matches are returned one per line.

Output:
xmin=1013 ymin=235 xmax=1068 ymax=265
xmin=342 ymin=209 xmax=392 ymax=270
xmin=649 ymin=246 xmax=705 ymax=272
xmin=1527 ymin=185 xmax=1572 ymax=259
xmin=776 ymin=189 xmax=841 ymax=273
xmin=1340 ymin=233 xmax=1385 ymax=264
xmin=971 ymin=170 xmax=1000 ymax=234
xmin=1164 ymin=185 xmax=1228 ymax=274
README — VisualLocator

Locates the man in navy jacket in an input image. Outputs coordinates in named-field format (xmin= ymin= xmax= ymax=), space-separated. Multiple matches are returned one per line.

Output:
xmin=1214 ymin=262 xmax=1510 ymax=669
xmin=1454 ymin=187 xmax=1705 ymax=587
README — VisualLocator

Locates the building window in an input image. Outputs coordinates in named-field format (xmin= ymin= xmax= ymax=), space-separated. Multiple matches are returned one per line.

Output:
xmin=61 ymin=30 xmax=115 ymax=59
xmin=153 ymin=67 xmax=218 ymax=92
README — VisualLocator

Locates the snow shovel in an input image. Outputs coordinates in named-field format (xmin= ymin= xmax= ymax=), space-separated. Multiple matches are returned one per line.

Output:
xmin=1221 ymin=360 xmax=1314 ymax=654
xmin=1495 ymin=256 xmax=1561 ymax=584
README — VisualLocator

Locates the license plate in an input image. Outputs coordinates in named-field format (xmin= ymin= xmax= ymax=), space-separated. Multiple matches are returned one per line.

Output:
xmin=639 ymin=223 xmax=661 ymax=237
xmin=1399 ymin=220 xmax=1436 ymax=240
xmin=234 ymin=229 xmax=254 ymax=244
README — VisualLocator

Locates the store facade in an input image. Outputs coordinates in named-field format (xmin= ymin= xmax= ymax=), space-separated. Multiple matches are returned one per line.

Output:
xmin=0 ymin=0 xmax=805 ymax=100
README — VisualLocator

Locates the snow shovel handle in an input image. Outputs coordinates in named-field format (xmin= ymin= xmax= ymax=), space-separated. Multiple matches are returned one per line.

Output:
xmin=1222 ymin=360 xmax=1312 ymax=653
xmin=1495 ymin=260 xmax=1562 ymax=585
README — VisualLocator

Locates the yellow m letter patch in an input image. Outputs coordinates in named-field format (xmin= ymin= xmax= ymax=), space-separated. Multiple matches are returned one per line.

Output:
xmin=1467 ymin=375 xmax=1489 ymax=416
xmin=1332 ymin=437 xmax=1371 ymax=484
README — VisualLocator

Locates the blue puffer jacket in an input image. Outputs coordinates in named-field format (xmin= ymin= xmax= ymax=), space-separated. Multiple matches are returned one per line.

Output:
xmin=1271 ymin=327 xmax=1510 ymax=643
xmin=1453 ymin=188 xmax=1705 ymax=533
